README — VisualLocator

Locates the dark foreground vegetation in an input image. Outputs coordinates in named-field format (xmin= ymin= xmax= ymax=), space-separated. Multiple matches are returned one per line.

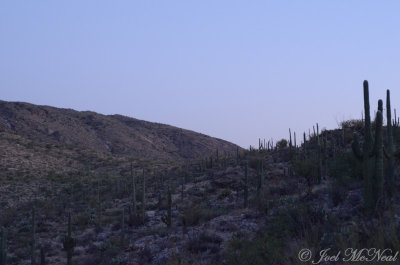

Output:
xmin=1 ymin=80 xmax=400 ymax=264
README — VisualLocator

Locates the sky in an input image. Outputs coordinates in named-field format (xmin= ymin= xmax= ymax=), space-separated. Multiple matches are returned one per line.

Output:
xmin=1 ymin=1 xmax=400 ymax=148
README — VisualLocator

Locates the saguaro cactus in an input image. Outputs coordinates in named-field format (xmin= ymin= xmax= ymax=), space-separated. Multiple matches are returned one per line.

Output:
xmin=161 ymin=186 xmax=172 ymax=228
xmin=385 ymin=90 xmax=395 ymax=199
xmin=257 ymin=162 xmax=262 ymax=200
xmin=244 ymin=161 xmax=248 ymax=208
xmin=40 ymin=246 xmax=45 ymax=265
xmin=120 ymin=208 xmax=125 ymax=245
xmin=0 ymin=227 xmax=6 ymax=265
xmin=131 ymin=163 xmax=136 ymax=215
xmin=141 ymin=169 xmax=146 ymax=222
xmin=62 ymin=213 xmax=75 ymax=265
xmin=352 ymin=81 xmax=381 ymax=212
xmin=31 ymin=205 xmax=36 ymax=265
xmin=303 ymin=132 xmax=307 ymax=158
xmin=373 ymin=108 xmax=384 ymax=208
xmin=316 ymin=123 xmax=322 ymax=183
xmin=97 ymin=180 xmax=102 ymax=227
xmin=236 ymin=146 xmax=240 ymax=165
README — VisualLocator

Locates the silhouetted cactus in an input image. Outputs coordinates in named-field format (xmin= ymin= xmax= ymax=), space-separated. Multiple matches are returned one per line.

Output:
xmin=161 ymin=186 xmax=172 ymax=228
xmin=40 ymin=246 xmax=45 ymax=265
xmin=0 ymin=227 xmax=6 ymax=265
xmin=181 ymin=174 xmax=184 ymax=202
xmin=31 ymin=205 xmax=36 ymax=265
xmin=373 ymin=108 xmax=384 ymax=209
xmin=62 ymin=213 xmax=75 ymax=265
xmin=316 ymin=123 xmax=322 ymax=183
xmin=244 ymin=161 xmax=248 ymax=208
xmin=303 ymin=132 xmax=307 ymax=158
xmin=352 ymin=81 xmax=381 ymax=212
xmin=97 ymin=180 xmax=102 ymax=227
xmin=257 ymin=162 xmax=262 ymax=200
xmin=120 ymin=208 xmax=125 ymax=245
xmin=236 ymin=146 xmax=240 ymax=165
xmin=131 ymin=163 xmax=137 ymax=215
xmin=385 ymin=90 xmax=395 ymax=200
xmin=141 ymin=169 xmax=146 ymax=222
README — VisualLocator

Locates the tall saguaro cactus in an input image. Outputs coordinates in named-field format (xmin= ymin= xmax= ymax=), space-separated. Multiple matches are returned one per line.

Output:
xmin=63 ymin=213 xmax=75 ymax=265
xmin=316 ymin=123 xmax=322 ymax=183
xmin=131 ymin=163 xmax=136 ymax=215
xmin=373 ymin=108 xmax=384 ymax=208
xmin=97 ymin=180 xmax=102 ymax=227
xmin=161 ymin=186 xmax=172 ymax=228
xmin=244 ymin=161 xmax=248 ymax=208
xmin=141 ymin=169 xmax=146 ymax=222
xmin=120 ymin=208 xmax=125 ymax=245
xmin=0 ymin=227 xmax=6 ymax=265
xmin=40 ymin=246 xmax=45 ymax=265
xmin=352 ymin=81 xmax=381 ymax=212
xmin=386 ymin=90 xmax=395 ymax=199
xmin=31 ymin=205 xmax=36 ymax=265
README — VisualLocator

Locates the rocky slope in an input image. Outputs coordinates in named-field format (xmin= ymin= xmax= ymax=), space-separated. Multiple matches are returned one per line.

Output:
xmin=0 ymin=100 xmax=240 ymax=178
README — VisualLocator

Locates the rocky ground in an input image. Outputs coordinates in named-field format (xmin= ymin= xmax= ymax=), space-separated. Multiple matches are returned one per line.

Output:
xmin=2 ymin=135 xmax=400 ymax=265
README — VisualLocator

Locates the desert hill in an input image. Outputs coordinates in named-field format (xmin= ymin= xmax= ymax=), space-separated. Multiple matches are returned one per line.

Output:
xmin=0 ymin=100 xmax=240 ymax=177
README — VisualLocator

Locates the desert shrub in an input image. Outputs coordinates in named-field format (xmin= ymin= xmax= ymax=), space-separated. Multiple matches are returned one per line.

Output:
xmin=110 ymin=255 xmax=127 ymax=265
xmin=138 ymin=246 xmax=152 ymax=264
xmin=276 ymin=139 xmax=288 ymax=149
xmin=183 ymin=205 xmax=225 ymax=226
xmin=225 ymin=232 xmax=285 ymax=265
xmin=293 ymin=159 xmax=318 ymax=189
xmin=293 ymin=159 xmax=317 ymax=179
xmin=0 ymin=207 xmax=18 ymax=227
xmin=127 ymin=213 xmax=145 ymax=227
xmin=328 ymin=152 xmax=361 ymax=183
xmin=217 ymin=189 xmax=232 ymax=199
xmin=330 ymin=184 xmax=346 ymax=207
xmin=75 ymin=211 xmax=92 ymax=228
xmin=166 ymin=251 xmax=191 ymax=265
xmin=340 ymin=119 xmax=363 ymax=130
xmin=186 ymin=232 xmax=222 ymax=254
xmin=268 ymin=201 xmax=326 ymax=240
xmin=246 ymin=154 xmax=261 ymax=170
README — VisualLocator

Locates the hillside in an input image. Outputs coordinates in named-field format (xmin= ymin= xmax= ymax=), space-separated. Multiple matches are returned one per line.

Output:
xmin=2 ymin=82 xmax=400 ymax=265
xmin=0 ymin=100 xmax=240 ymax=177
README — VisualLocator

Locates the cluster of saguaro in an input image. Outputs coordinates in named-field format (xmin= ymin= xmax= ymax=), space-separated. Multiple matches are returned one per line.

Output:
xmin=352 ymin=80 xmax=386 ymax=212
xmin=62 ymin=213 xmax=75 ymax=265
